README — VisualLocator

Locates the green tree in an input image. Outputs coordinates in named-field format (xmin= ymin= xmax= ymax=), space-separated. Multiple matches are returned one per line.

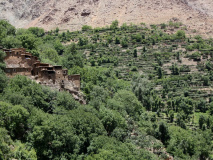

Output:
xmin=176 ymin=30 xmax=186 ymax=39
xmin=78 ymin=37 xmax=88 ymax=46
xmin=157 ymin=67 xmax=163 ymax=79
xmin=205 ymin=61 xmax=213 ymax=71
xmin=12 ymin=141 xmax=37 ymax=160
xmin=62 ymin=43 xmax=84 ymax=68
xmin=0 ymin=127 xmax=13 ymax=160
xmin=115 ymin=37 xmax=120 ymax=44
xmin=90 ymin=57 xmax=96 ymax=66
xmin=87 ymin=136 xmax=157 ymax=160
xmin=54 ymin=40 xmax=65 ymax=55
xmin=197 ymin=99 xmax=207 ymax=113
xmin=110 ymin=20 xmax=119 ymax=30
xmin=202 ymin=76 xmax=210 ymax=86
xmin=0 ymin=50 xmax=7 ymax=91
xmin=158 ymin=122 xmax=170 ymax=145
xmin=28 ymin=27 xmax=45 ymax=37
xmin=133 ymin=49 xmax=137 ymax=57
xmin=170 ymin=63 xmax=180 ymax=75
xmin=99 ymin=107 xmax=127 ymax=135
xmin=2 ymin=36 xmax=22 ymax=49
xmin=209 ymin=102 xmax=213 ymax=115
xmin=82 ymin=25 xmax=92 ymax=31
xmin=55 ymin=27 xmax=59 ymax=34
xmin=17 ymin=33 xmax=41 ymax=50
xmin=113 ymin=90 xmax=144 ymax=118
xmin=5 ymin=75 xmax=54 ymax=112
xmin=160 ymin=23 xmax=167 ymax=29
xmin=176 ymin=112 xmax=187 ymax=129
xmin=169 ymin=110 xmax=174 ymax=123
xmin=54 ymin=91 xmax=79 ymax=110
xmin=0 ymin=20 xmax=16 ymax=43
xmin=0 ymin=69 xmax=7 ymax=92
xmin=132 ymin=77 xmax=153 ymax=110
xmin=121 ymin=38 xmax=128 ymax=48
xmin=199 ymin=115 xmax=206 ymax=129
xmin=28 ymin=114 xmax=79 ymax=159
xmin=90 ymin=86 xmax=109 ymax=107
xmin=0 ymin=102 xmax=29 ymax=139
xmin=39 ymin=45 xmax=59 ymax=63
xmin=167 ymin=126 xmax=211 ymax=159
xmin=68 ymin=108 xmax=107 ymax=154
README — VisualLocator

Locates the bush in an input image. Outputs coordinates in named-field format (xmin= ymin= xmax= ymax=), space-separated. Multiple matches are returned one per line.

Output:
xmin=82 ymin=25 xmax=92 ymax=31
xmin=176 ymin=30 xmax=185 ymax=39
xmin=110 ymin=20 xmax=119 ymax=30
xmin=202 ymin=76 xmax=210 ymax=86
xmin=28 ymin=27 xmax=45 ymax=37
xmin=121 ymin=39 xmax=128 ymax=48
xmin=191 ymin=52 xmax=201 ymax=61
xmin=131 ymin=66 xmax=138 ymax=71
xmin=160 ymin=23 xmax=167 ymax=29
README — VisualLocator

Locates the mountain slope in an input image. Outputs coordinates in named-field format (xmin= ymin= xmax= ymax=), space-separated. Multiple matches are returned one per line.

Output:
xmin=1 ymin=0 xmax=213 ymax=36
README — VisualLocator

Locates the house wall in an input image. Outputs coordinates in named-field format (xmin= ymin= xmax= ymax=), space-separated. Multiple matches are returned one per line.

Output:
xmin=4 ymin=48 xmax=26 ymax=59
xmin=68 ymin=75 xmax=81 ymax=90
xmin=41 ymin=71 xmax=56 ymax=81
xmin=5 ymin=68 xmax=31 ymax=77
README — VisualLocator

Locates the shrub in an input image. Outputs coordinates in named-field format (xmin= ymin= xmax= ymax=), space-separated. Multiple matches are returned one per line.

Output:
xmin=176 ymin=30 xmax=185 ymax=39
xmin=131 ymin=66 xmax=138 ymax=71
xmin=82 ymin=25 xmax=92 ymax=31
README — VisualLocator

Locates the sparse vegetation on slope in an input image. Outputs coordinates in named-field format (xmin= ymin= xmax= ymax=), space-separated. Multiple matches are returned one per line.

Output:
xmin=1 ymin=0 xmax=213 ymax=37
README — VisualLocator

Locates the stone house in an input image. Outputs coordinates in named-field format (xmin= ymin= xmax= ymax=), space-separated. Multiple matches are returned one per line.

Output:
xmin=1 ymin=47 xmax=85 ymax=104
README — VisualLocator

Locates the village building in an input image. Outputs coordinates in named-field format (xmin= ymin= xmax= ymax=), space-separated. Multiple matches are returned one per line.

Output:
xmin=1 ymin=47 xmax=85 ymax=104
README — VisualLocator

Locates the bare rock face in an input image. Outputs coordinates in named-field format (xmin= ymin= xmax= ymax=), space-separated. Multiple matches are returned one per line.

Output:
xmin=1 ymin=0 xmax=213 ymax=36
xmin=81 ymin=9 xmax=91 ymax=17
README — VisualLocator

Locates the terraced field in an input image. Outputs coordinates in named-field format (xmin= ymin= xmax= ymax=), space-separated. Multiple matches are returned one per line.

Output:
xmin=63 ymin=22 xmax=213 ymax=129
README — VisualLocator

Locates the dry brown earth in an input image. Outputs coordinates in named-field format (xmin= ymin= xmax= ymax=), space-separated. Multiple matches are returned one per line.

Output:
xmin=1 ymin=0 xmax=213 ymax=37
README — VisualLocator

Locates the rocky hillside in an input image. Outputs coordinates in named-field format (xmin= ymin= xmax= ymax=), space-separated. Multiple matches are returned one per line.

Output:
xmin=1 ymin=0 xmax=213 ymax=36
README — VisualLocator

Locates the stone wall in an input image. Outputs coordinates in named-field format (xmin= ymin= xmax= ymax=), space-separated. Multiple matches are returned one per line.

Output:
xmin=68 ymin=75 xmax=81 ymax=91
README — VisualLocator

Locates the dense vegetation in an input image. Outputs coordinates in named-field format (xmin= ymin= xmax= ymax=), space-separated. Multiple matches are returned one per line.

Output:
xmin=0 ymin=19 xmax=213 ymax=159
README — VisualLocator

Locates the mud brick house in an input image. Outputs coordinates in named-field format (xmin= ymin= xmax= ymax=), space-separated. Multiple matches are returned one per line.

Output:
xmin=1 ymin=47 xmax=85 ymax=104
